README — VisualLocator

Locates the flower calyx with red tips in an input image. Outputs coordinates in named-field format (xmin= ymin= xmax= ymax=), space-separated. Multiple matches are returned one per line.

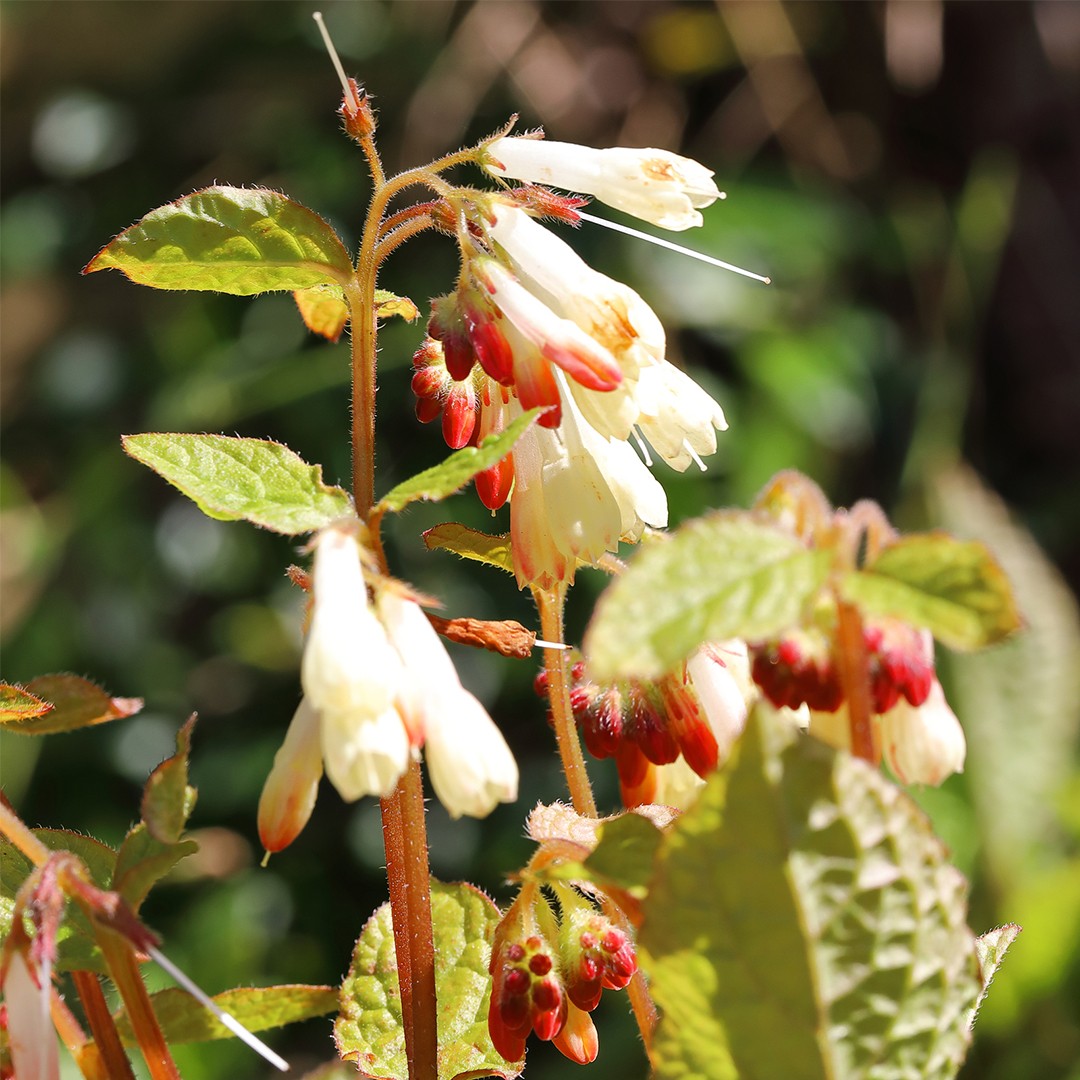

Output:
xmin=487 ymin=882 xmax=638 ymax=1064
xmin=339 ymin=77 xmax=376 ymax=143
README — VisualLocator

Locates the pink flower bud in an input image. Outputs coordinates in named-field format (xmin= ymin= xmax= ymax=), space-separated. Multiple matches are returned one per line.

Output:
xmin=257 ymin=697 xmax=323 ymax=853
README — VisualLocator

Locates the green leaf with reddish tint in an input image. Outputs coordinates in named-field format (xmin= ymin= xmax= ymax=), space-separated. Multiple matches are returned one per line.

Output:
xmin=378 ymin=408 xmax=541 ymax=514
xmin=295 ymin=285 xmax=349 ymax=342
xmin=374 ymin=289 xmax=419 ymax=322
xmin=0 ymin=683 xmax=53 ymax=722
xmin=83 ymin=187 xmax=353 ymax=295
xmin=142 ymin=715 xmax=197 ymax=845
xmin=640 ymin=707 xmax=982 ymax=1080
xmin=123 ymin=433 xmax=352 ymax=535
xmin=423 ymin=524 xmax=514 ymax=576
xmin=0 ymin=674 xmax=142 ymax=735
xmin=840 ymin=533 xmax=1021 ymax=650
xmin=586 ymin=512 xmax=832 ymax=682
xmin=336 ymin=880 xmax=518 ymax=1080
xmin=112 ymin=824 xmax=198 ymax=912
xmin=113 ymin=985 xmax=337 ymax=1046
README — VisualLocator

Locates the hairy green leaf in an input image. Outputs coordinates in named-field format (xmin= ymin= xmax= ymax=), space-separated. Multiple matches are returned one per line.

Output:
xmin=123 ymin=433 xmax=352 ymax=535
xmin=0 ymin=683 xmax=52 ymax=722
xmin=586 ymin=513 xmax=831 ymax=681
xmin=141 ymin=715 xmax=197 ymax=845
xmin=114 ymin=985 xmax=337 ymax=1045
xmin=0 ymin=674 xmax=142 ymax=735
xmin=422 ymin=524 xmax=514 ymax=575
xmin=641 ymin=708 xmax=982 ymax=1080
xmin=84 ymin=186 xmax=353 ymax=294
xmin=112 ymin=824 xmax=198 ymax=912
xmin=378 ymin=408 xmax=541 ymax=513
xmin=374 ymin=289 xmax=420 ymax=322
xmin=841 ymin=533 xmax=1020 ymax=650
xmin=336 ymin=880 xmax=519 ymax=1080
xmin=582 ymin=813 xmax=663 ymax=899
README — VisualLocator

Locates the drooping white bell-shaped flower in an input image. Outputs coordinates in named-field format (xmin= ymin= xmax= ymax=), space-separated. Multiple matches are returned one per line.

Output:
xmin=485 ymin=138 xmax=722 ymax=230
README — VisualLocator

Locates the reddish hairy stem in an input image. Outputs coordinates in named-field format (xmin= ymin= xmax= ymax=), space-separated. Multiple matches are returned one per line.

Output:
xmin=95 ymin=929 xmax=180 ymax=1080
xmin=835 ymin=600 xmax=878 ymax=763
xmin=380 ymin=762 xmax=438 ymax=1080
xmin=72 ymin=970 xmax=137 ymax=1080
xmin=536 ymin=587 xmax=597 ymax=818
xmin=355 ymin=136 xmax=438 ymax=1080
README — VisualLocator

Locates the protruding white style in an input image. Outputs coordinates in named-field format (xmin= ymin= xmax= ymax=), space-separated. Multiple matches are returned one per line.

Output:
xmin=486 ymin=138 xmax=722 ymax=230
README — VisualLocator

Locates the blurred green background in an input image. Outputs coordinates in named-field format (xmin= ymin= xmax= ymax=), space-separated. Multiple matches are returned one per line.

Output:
xmin=2 ymin=1 xmax=1078 ymax=1077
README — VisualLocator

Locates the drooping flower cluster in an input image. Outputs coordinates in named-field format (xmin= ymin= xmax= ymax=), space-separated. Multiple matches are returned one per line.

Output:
xmin=487 ymin=886 xmax=637 ymax=1065
xmin=745 ymin=473 xmax=967 ymax=786
xmin=412 ymin=135 xmax=729 ymax=590
xmin=258 ymin=522 xmax=519 ymax=852
xmin=537 ymin=642 xmax=754 ymax=808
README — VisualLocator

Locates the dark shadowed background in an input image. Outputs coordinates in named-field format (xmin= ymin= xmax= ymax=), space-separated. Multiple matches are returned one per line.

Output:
xmin=2 ymin=2 xmax=1079 ymax=1077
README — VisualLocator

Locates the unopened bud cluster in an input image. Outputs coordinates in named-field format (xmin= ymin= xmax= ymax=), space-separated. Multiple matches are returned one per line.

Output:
xmin=536 ymin=645 xmax=750 ymax=807
xmin=750 ymin=617 xmax=933 ymax=716
xmin=488 ymin=890 xmax=637 ymax=1064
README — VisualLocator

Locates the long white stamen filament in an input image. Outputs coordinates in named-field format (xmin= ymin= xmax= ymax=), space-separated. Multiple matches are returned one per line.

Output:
xmin=576 ymin=211 xmax=771 ymax=285
xmin=534 ymin=638 xmax=570 ymax=650
xmin=312 ymin=12 xmax=361 ymax=112
xmin=147 ymin=945 xmax=290 ymax=1072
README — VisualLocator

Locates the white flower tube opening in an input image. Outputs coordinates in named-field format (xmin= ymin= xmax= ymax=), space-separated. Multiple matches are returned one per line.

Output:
xmin=321 ymin=706 xmax=411 ymax=801
xmin=880 ymin=679 xmax=966 ymax=786
xmin=486 ymin=138 xmax=722 ymax=230
xmin=424 ymin=689 xmax=519 ymax=818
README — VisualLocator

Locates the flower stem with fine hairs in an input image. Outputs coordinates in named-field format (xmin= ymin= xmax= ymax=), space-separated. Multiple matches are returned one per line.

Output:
xmin=536 ymin=586 xmax=597 ymax=818
xmin=351 ymin=135 xmax=438 ymax=1080
xmin=835 ymin=599 xmax=877 ymax=763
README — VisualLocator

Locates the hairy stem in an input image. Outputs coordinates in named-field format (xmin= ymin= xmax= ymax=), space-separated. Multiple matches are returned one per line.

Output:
xmin=72 ymin=970 xmax=137 ymax=1080
xmin=0 ymin=799 xmax=51 ymax=867
xmin=353 ymin=149 xmax=438 ymax=1080
xmin=835 ymin=600 xmax=877 ymax=763
xmin=536 ymin=588 xmax=597 ymax=828
xmin=380 ymin=762 xmax=438 ymax=1080
xmin=96 ymin=929 xmax=180 ymax=1080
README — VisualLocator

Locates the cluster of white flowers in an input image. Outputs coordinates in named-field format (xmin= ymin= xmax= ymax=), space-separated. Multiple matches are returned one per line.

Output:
xmin=413 ymin=137 xmax=731 ymax=592
xmin=258 ymin=524 xmax=519 ymax=850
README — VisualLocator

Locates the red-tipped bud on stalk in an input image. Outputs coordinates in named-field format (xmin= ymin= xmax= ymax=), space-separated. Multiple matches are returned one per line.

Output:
xmin=552 ymin=1001 xmax=599 ymax=1064
xmin=339 ymin=78 xmax=376 ymax=142
xmin=257 ymin=697 xmax=323 ymax=853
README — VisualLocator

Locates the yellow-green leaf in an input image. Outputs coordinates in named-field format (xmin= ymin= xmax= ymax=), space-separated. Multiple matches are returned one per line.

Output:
xmin=841 ymin=532 xmax=1021 ymax=650
xmin=423 ymin=524 xmax=514 ymax=575
xmin=123 ymin=433 xmax=352 ymax=535
xmin=586 ymin=512 xmax=831 ymax=682
xmin=1 ymin=674 xmax=141 ymax=735
xmin=84 ymin=186 xmax=353 ymax=294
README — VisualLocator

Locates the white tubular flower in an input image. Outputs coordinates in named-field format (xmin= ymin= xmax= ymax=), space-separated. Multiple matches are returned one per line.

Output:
xmin=632 ymin=361 xmax=728 ymax=472
xmin=509 ymin=388 xmax=667 ymax=590
xmin=321 ymin=705 xmax=411 ymax=801
xmin=687 ymin=643 xmax=750 ymax=758
xmin=425 ymin=689 xmax=519 ymax=819
xmin=485 ymin=204 xmax=727 ymax=467
xmin=2 ymin=947 xmax=59 ymax=1080
xmin=478 ymin=259 xmax=622 ymax=394
xmin=377 ymin=589 xmax=519 ymax=818
xmin=301 ymin=524 xmax=401 ymax=720
xmin=486 ymin=137 xmax=722 ymax=230
xmin=880 ymin=679 xmax=966 ymax=786
xmin=258 ymin=697 xmax=323 ymax=853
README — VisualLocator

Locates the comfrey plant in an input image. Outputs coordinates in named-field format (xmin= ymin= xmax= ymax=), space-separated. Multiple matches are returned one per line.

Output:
xmin=2 ymin=19 xmax=1024 ymax=1079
